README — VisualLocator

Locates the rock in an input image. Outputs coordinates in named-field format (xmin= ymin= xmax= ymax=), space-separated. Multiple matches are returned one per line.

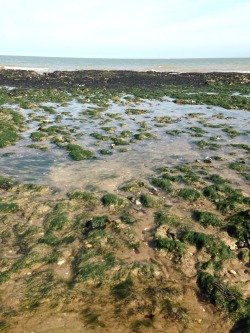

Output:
xmin=238 ymin=249 xmax=249 ymax=262
xmin=236 ymin=240 xmax=246 ymax=249
xmin=57 ymin=259 xmax=66 ymax=266
xmin=204 ymin=156 xmax=212 ymax=163
xmin=135 ymin=199 xmax=142 ymax=205
xmin=228 ymin=269 xmax=237 ymax=276
xmin=149 ymin=186 xmax=159 ymax=195
xmin=167 ymin=227 xmax=176 ymax=240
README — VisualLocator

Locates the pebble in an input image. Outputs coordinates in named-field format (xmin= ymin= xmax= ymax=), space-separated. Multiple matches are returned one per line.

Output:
xmin=229 ymin=269 xmax=237 ymax=276
xmin=57 ymin=259 xmax=66 ymax=266
xmin=204 ymin=156 xmax=212 ymax=163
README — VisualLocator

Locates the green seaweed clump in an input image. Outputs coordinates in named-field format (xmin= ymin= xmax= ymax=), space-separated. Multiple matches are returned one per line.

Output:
xmin=66 ymin=144 xmax=94 ymax=161
xmin=30 ymin=131 xmax=48 ymax=142
xmin=177 ymin=188 xmax=202 ymax=201
xmin=0 ymin=202 xmax=19 ymax=213
xmin=197 ymin=271 xmax=244 ymax=316
xmin=0 ymin=122 xmax=20 ymax=148
xmin=122 ymin=181 xmax=145 ymax=193
xmin=102 ymin=194 xmax=124 ymax=208
xmin=134 ymin=132 xmax=157 ymax=140
xmin=180 ymin=229 xmax=234 ymax=260
xmin=226 ymin=210 xmax=250 ymax=243
xmin=85 ymin=216 xmax=109 ymax=230
xmin=152 ymin=177 xmax=172 ymax=193
xmin=140 ymin=194 xmax=162 ymax=208
xmin=67 ymin=191 xmax=98 ymax=207
xmin=156 ymin=238 xmax=186 ymax=258
xmin=100 ymin=149 xmax=112 ymax=155
xmin=193 ymin=211 xmax=222 ymax=228
xmin=120 ymin=214 xmax=137 ymax=225
xmin=154 ymin=211 xmax=179 ymax=227
xmin=0 ymin=176 xmax=13 ymax=189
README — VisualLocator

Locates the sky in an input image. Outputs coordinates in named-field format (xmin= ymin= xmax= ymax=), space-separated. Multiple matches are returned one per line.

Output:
xmin=0 ymin=0 xmax=250 ymax=58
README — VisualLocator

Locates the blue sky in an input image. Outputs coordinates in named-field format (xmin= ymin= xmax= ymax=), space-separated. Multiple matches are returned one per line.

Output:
xmin=1 ymin=0 xmax=250 ymax=58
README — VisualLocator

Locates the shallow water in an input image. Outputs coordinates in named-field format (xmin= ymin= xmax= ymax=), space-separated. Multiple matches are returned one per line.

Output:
xmin=0 ymin=97 xmax=249 ymax=192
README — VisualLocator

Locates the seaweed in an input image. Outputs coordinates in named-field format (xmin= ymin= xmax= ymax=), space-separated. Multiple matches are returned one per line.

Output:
xmin=65 ymin=144 xmax=94 ymax=160
xmin=193 ymin=211 xmax=222 ymax=228
xmin=102 ymin=194 xmax=124 ymax=208
xmin=177 ymin=188 xmax=202 ymax=201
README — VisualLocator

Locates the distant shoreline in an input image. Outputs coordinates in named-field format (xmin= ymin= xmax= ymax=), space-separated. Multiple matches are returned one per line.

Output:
xmin=0 ymin=69 xmax=250 ymax=89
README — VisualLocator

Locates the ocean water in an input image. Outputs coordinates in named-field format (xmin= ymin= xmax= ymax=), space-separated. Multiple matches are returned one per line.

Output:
xmin=0 ymin=55 xmax=250 ymax=73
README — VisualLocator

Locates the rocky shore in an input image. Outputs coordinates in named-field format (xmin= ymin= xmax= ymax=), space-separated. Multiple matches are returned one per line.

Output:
xmin=0 ymin=69 xmax=250 ymax=89
xmin=0 ymin=68 xmax=250 ymax=333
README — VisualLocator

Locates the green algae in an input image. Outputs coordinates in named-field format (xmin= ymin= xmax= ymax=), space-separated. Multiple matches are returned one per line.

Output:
xmin=156 ymin=238 xmax=186 ymax=257
xmin=226 ymin=210 xmax=250 ymax=242
xmin=180 ymin=229 xmax=234 ymax=260
xmin=122 ymin=181 xmax=146 ymax=193
xmin=193 ymin=211 xmax=222 ymax=228
xmin=30 ymin=131 xmax=48 ymax=141
xmin=177 ymin=188 xmax=203 ymax=201
xmin=0 ymin=122 xmax=20 ymax=148
xmin=99 ymin=149 xmax=112 ymax=155
xmin=111 ymin=137 xmax=130 ymax=145
xmin=28 ymin=144 xmax=49 ymax=151
xmin=102 ymin=194 xmax=124 ymax=208
xmin=152 ymin=177 xmax=172 ymax=193
xmin=196 ymin=140 xmax=221 ymax=150
xmin=120 ymin=214 xmax=137 ymax=225
xmin=90 ymin=132 xmax=109 ymax=141
xmin=67 ymin=191 xmax=98 ymax=207
xmin=140 ymin=194 xmax=162 ymax=208
xmin=85 ymin=215 xmax=109 ymax=230
xmin=154 ymin=211 xmax=179 ymax=227
xmin=134 ymin=132 xmax=157 ymax=140
xmin=0 ymin=203 xmax=19 ymax=213
xmin=223 ymin=127 xmax=241 ymax=138
xmin=66 ymin=144 xmax=94 ymax=160
xmin=197 ymin=272 xmax=245 ymax=318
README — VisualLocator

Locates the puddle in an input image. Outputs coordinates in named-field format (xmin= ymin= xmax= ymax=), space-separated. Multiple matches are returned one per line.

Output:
xmin=0 ymin=97 xmax=249 ymax=191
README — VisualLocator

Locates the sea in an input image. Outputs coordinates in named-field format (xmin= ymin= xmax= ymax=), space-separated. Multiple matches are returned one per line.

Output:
xmin=0 ymin=55 xmax=250 ymax=73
